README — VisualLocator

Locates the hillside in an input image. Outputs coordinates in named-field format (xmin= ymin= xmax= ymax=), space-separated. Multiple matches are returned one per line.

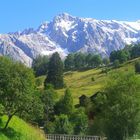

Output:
xmin=57 ymin=62 xmax=135 ymax=103
xmin=0 ymin=116 xmax=46 ymax=140
xmin=36 ymin=57 xmax=139 ymax=104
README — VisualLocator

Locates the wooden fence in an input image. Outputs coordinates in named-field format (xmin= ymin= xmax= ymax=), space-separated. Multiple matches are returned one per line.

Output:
xmin=46 ymin=134 xmax=106 ymax=140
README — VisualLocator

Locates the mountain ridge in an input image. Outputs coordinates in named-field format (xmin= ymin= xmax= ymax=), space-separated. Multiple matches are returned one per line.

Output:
xmin=0 ymin=13 xmax=140 ymax=66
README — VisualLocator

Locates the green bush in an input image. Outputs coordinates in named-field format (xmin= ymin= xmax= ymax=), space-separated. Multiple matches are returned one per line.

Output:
xmin=135 ymin=61 xmax=140 ymax=74
xmin=91 ymin=77 xmax=95 ymax=81
xmin=113 ymin=59 xmax=120 ymax=68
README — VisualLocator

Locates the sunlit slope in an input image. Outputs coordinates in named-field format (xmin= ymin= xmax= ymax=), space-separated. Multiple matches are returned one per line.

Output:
xmin=0 ymin=116 xmax=45 ymax=140
xmin=36 ymin=58 xmax=139 ymax=104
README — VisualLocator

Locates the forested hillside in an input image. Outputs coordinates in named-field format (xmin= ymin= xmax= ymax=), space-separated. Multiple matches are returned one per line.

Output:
xmin=1 ymin=44 xmax=140 ymax=140
xmin=32 ymin=44 xmax=140 ymax=140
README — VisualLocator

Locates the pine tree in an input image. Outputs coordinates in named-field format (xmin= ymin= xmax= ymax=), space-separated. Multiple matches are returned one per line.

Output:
xmin=54 ymin=114 xmax=73 ymax=134
xmin=54 ymin=89 xmax=74 ymax=115
xmin=64 ymin=54 xmax=75 ymax=71
xmin=62 ymin=89 xmax=74 ymax=115
xmin=44 ymin=52 xmax=64 ymax=89
xmin=74 ymin=53 xmax=86 ymax=70
xmin=32 ymin=55 xmax=49 ymax=77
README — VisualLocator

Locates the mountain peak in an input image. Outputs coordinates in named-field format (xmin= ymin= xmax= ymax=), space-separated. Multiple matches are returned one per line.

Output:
xmin=37 ymin=22 xmax=48 ymax=32
xmin=54 ymin=13 xmax=75 ymax=22
xmin=57 ymin=12 xmax=72 ymax=18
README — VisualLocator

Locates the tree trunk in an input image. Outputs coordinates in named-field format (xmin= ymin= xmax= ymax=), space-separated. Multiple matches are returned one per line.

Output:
xmin=3 ymin=115 xmax=13 ymax=130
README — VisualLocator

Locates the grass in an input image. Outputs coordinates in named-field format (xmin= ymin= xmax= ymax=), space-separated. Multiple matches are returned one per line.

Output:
xmin=57 ymin=68 xmax=106 ymax=103
xmin=37 ymin=57 xmax=140 ymax=104
xmin=0 ymin=116 xmax=46 ymax=140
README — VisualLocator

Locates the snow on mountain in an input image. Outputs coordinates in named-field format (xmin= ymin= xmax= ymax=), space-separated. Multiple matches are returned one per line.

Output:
xmin=0 ymin=13 xmax=140 ymax=66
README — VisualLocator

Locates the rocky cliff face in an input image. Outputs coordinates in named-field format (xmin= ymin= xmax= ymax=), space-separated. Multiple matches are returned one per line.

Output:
xmin=0 ymin=13 xmax=140 ymax=66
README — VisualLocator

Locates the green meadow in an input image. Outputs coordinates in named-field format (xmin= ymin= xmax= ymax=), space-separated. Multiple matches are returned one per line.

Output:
xmin=0 ymin=116 xmax=45 ymax=140
xmin=36 ymin=57 xmax=139 ymax=104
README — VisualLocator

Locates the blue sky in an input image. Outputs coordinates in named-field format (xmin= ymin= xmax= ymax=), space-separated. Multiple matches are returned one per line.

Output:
xmin=0 ymin=0 xmax=140 ymax=33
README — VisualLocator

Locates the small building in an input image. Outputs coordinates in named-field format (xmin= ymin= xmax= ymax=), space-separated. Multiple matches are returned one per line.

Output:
xmin=79 ymin=95 xmax=89 ymax=107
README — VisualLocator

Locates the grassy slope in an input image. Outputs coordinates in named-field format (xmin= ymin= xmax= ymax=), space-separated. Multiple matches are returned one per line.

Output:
xmin=0 ymin=116 xmax=46 ymax=140
xmin=58 ymin=58 xmax=138 ymax=103
xmin=37 ymin=58 xmax=139 ymax=104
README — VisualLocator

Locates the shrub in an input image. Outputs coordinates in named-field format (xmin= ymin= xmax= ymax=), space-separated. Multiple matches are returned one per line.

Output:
xmin=135 ymin=61 xmax=140 ymax=74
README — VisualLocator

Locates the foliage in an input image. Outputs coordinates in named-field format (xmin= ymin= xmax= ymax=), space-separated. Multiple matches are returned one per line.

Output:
xmin=0 ymin=104 xmax=4 ymax=116
xmin=44 ymin=52 xmax=64 ymax=89
xmin=103 ymin=57 xmax=110 ymax=66
xmin=91 ymin=77 xmax=95 ymax=81
xmin=85 ymin=53 xmax=93 ymax=68
xmin=35 ymin=76 xmax=45 ymax=87
xmin=135 ymin=61 xmax=140 ymax=74
xmin=110 ymin=50 xmax=129 ymax=63
xmin=23 ymin=90 xmax=44 ymax=124
xmin=130 ymin=44 xmax=140 ymax=59
xmin=91 ymin=55 xmax=102 ymax=67
xmin=41 ymin=84 xmax=57 ymax=122
xmin=32 ymin=55 xmax=49 ymax=77
xmin=54 ymin=114 xmax=73 ymax=134
xmin=113 ymin=59 xmax=120 ymax=68
xmin=64 ymin=54 xmax=75 ymax=71
xmin=95 ymin=71 xmax=140 ymax=140
xmin=70 ymin=108 xmax=88 ymax=135
xmin=74 ymin=53 xmax=86 ymax=70
xmin=88 ymin=116 xmax=105 ymax=136
xmin=55 ymin=89 xmax=74 ymax=115
xmin=64 ymin=53 xmax=103 ymax=71
xmin=44 ymin=121 xmax=55 ymax=134
xmin=0 ymin=57 xmax=36 ymax=129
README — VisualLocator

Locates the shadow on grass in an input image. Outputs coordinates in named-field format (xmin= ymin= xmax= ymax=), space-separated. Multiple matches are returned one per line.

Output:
xmin=0 ymin=127 xmax=21 ymax=139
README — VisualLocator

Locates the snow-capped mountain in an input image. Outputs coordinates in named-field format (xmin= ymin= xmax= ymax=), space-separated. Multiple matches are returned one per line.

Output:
xmin=0 ymin=13 xmax=140 ymax=66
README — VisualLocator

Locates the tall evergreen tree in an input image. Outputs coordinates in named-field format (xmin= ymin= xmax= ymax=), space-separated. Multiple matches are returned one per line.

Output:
xmin=130 ymin=44 xmax=140 ymax=59
xmin=85 ymin=53 xmax=93 ymax=68
xmin=74 ymin=53 xmax=86 ymax=70
xmin=44 ymin=52 xmax=64 ymax=89
xmin=110 ymin=50 xmax=129 ymax=63
xmin=32 ymin=55 xmax=49 ymax=77
xmin=54 ymin=89 xmax=74 ymax=115
xmin=64 ymin=54 xmax=75 ymax=71
xmin=61 ymin=89 xmax=74 ymax=115
xmin=91 ymin=55 xmax=102 ymax=67
xmin=54 ymin=114 xmax=73 ymax=134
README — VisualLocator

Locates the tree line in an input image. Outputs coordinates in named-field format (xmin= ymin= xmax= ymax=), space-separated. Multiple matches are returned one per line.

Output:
xmin=32 ymin=53 xmax=107 ymax=77
xmin=110 ymin=44 xmax=140 ymax=64
xmin=32 ymin=44 xmax=140 ymax=78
